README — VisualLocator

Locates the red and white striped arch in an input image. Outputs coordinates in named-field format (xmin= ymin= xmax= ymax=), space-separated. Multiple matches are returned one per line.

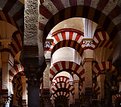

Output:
xmin=51 ymin=82 xmax=74 ymax=95
xmin=93 ymin=61 xmax=115 ymax=76
xmin=50 ymin=29 xmax=84 ymax=55
xmin=50 ymin=31 xmax=113 ymax=56
xmin=51 ymin=81 xmax=74 ymax=100
xmin=52 ymin=29 xmax=83 ymax=45
xmin=53 ymin=76 xmax=69 ymax=84
xmin=51 ymin=40 xmax=84 ymax=56
xmin=50 ymin=61 xmax=85 ymax=81
xmin=93 ymin=31 xmax=113 ymax=49
xmin=9 ymin=64 xmax=24 ymax=82
xmin=39 ymin=0 xmax=121 ymax=43
xmin=10 ymin=31 xmax=23 ymax=57
xmin=52 ymin=91 xmax=70 ymax=100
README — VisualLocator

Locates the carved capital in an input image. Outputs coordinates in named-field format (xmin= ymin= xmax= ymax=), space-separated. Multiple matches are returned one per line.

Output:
xmin=82 ymin=39 xmax=93 ymax=48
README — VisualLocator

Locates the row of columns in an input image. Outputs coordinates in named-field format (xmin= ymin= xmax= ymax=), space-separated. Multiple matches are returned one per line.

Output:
xmin=0 ymin=40 xmax=27 ymax=107
xmin=23 ymin=0 xmax=121 ymax=106
xmin=0 ymin=40 xmax=46 ymax=107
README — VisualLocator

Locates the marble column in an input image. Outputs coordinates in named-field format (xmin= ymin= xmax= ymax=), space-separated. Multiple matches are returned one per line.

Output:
xmin=83 ymin=49 xmax=94 ymax=93
xmin=74 ymin=80 xmax=79 ymax=100
xmin=83 ymin=48 xmax=94 ymax=107
xmin=82 ymin=18 xmax=96 ymax=93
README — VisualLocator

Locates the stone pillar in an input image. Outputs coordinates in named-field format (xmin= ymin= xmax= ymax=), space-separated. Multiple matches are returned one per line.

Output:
xmin=73 ymin=80 xmax=80 ymax=107
xmin=21 ymin=76 xmax=27 ymax=107
xmin=83 ymin=47 xmax=94 ymax=107
xmin=82 ymin=18 xmax=97 ymax=106
xmin=27 ymin=71 xmax=41 ymax=107
xmin=20 ymin=46 xmax=46 ymax=107
xmin=24 ymin=0 xmax=46 ymax=106
xmin=74 ymin=80 xmax=79 ymax=100
xmin=83 ymin=48 xmax=93 ymax=90
xmin=1 ymin=48 xmax=10 ymax=90
xmin=1 ymin=51 xmax=9 ymax=97
xmin=84 ymin=58 xmax=93 ymax=107
xmin=69 ymin=92 xmax=74 ymax=107
xmin=1 ymin=41 xmax=11 ymax=106
xmin=97 ymin=74 xmax=105 ymax=100
xmin=43 ymin=62 xmax=50 ymax=89
xmin=97 ymin=74 xmax=105 ymax=107
xmin=82 ymin=19 xmax=96 ymax=91
xmin=24 ymin=0 xmax=38 ymax=46
xmin=104 ymin=72 xmax=112 ymax=107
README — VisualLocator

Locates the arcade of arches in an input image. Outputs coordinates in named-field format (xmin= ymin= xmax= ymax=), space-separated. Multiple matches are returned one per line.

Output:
xmin=0 ymin=0 xmax=121 ymax=107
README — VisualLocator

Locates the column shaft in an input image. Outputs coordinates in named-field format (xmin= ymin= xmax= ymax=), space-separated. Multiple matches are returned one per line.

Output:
xmin=74 ymin=80 xmax=79 ymax=100
xmin=84 ymin=60 xmax=93 ymax=88
xmin=1 ymin=52 xmax=9 ymax=90
xmin=21 ymin=76 xmax=27 ymax=107
xmin=28 ymin=83 xmax=40 ymax=107
xmin=97 ymin=74 xmax=105 ymax=100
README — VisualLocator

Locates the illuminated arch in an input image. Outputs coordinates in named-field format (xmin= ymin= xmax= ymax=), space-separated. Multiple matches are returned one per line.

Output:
xmin=39 ymin=1 xmax=121 ymax=42
xmin=9 ymin=64 xmax=24 ymax=82
xmin=50 ymin=29 xmax=84 ymax=55
xmin=51 ymin=76 xmax=74 ymax=100
xmin=50 ymin=61 xmax=85 ymax=81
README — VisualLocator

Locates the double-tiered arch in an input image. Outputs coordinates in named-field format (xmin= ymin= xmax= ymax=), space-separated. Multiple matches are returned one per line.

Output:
xmin=50 ymin=61 xmax=85 ymax=81
xmin=39 ymin=0 xmax=121 ymax=43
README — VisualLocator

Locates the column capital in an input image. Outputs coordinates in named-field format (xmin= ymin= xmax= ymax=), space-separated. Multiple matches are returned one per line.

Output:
xmin=0 ymin=39 xmax=11 ymax=48
xmin=82 ymin=38 xmax=93 ymax=48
